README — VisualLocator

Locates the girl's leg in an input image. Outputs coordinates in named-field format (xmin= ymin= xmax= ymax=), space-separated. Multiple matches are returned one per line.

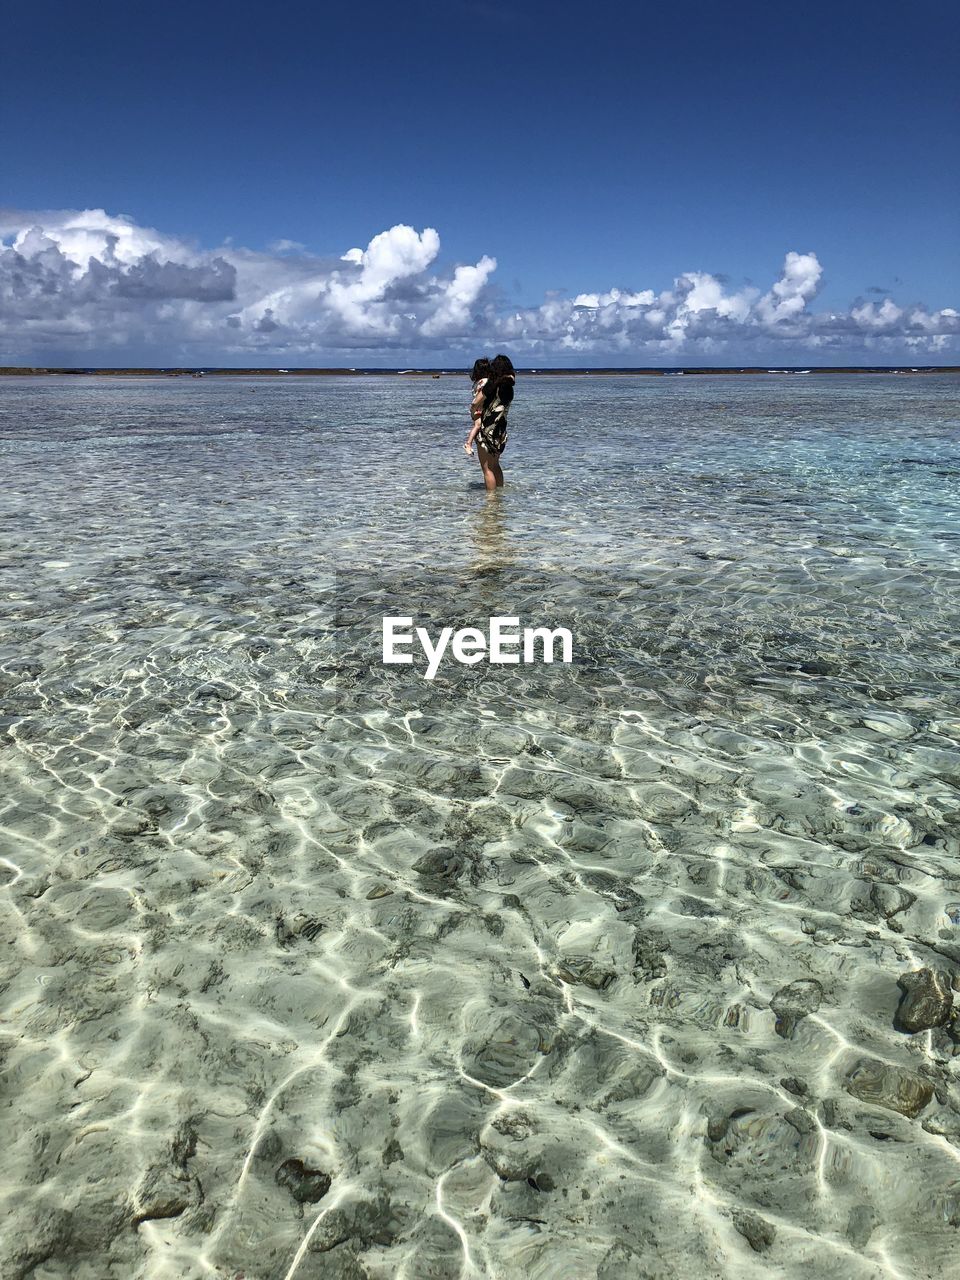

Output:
xmin=476 ymin=443 xmax=499 ymax=491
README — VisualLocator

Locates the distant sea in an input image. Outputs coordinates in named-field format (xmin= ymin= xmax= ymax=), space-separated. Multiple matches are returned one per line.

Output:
xmin=1 ymin=373 xmax=958 ymax=1279
xmin=2 ymin=362 xmax=958 ymax=376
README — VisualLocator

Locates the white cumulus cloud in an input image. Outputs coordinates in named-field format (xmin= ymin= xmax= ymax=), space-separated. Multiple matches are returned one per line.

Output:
xmin=757 ymin=250 xmax=823 ymax=326
xmin=0 ymin=207 xmax=956 ymax=364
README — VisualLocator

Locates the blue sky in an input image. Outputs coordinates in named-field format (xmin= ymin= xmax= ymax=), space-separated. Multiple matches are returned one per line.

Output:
xmin=1 ymin=0 xmax=958 ymax=364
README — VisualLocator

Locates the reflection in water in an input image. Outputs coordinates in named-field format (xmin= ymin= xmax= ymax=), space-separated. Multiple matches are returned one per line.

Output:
xmin=469 ymin=489 xmax=513 ymax=574
xmin=0 ymin=374 xmax=959 ymax=1279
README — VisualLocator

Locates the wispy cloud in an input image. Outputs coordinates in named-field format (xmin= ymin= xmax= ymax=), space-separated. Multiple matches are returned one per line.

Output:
xmin=1 ymin=207 xmax=956 ymax=363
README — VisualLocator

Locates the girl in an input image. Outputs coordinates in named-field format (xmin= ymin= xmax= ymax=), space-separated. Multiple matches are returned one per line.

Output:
xmin=464 ymin=357 xmax=491 ymax=459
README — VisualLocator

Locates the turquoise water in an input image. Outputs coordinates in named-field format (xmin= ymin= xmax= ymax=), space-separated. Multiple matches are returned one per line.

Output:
xmin=1 ymin=374 xmax=959 ymax=1279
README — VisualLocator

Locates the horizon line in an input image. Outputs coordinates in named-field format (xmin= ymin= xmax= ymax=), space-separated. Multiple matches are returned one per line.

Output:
xmin=2 ymin=364 xmax=959 ymax=378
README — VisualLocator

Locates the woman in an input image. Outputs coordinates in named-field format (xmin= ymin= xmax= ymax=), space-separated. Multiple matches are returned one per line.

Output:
xmin=464 ymin=353 xmax=515 ymax=490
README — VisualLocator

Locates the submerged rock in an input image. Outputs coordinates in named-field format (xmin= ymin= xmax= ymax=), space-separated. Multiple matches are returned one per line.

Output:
xmin=314 ymin=1245 xmax=370 ymax=1280
xmin=306 ymin=1193 xmax=409 ymax=1256
xmin=780 ymin=1077 xmax=810 ymax=1097
xmin=6 ymin=1208 xmax=74 ymax=1277
xmin=463 ymin=1007 xmax=542 ymax=1087
xmin=733 ymin=1210 xmax=776 ymax=1253
xmin=171 ymin=1118 xmax=198 ymax=1168
xmin=555 ymin=956 xmax=616 ymax=990
xmin=871 ymin=883 xmax=916 ymax=919
xmin=597 ymin=1242 xmax=644 ymax=1277
xmin=784 ymin=1107 xmax=817 ymax=1136
xmin=632 ymin=932 xmax=667 ymax=980
xmin=846 ymin=1204 xmax=877 ymax=1250
xmin=770 ymin=978 xmax=822 ymax=1038
xmin=492 ymin=1110 xmax=536 ymax=1141
xmin=922 ymin=1107 xmax=960 ymax=1139
xmin=705 ymin=1106 xmax=756 ymax=1153
xmin=479 ymin=1132 xmax=558 ymax=1191
xmin=275 ymin=1158 xmax=332 ymax=1204
xmin=411 ymin=847 xmax=464 ymax=881
xmin=894 ymin=968 xmax=953 ymax=1033
xmin=844 ymin=1057 xmax=934 ymax=1118
xmin=193 ymin=680 xmax=237 ymax=701
xmin=132 ymin=1166 xmax=192 ymax=1225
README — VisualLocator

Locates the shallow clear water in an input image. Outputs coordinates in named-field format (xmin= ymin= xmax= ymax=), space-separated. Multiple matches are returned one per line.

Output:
xmin=1 ymin=374 xmax=960 ymax=1280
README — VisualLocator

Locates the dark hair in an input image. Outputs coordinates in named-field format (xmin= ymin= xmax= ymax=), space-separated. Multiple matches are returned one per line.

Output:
xmin=484 ymin=353 xmax=516 ymax=406
xmin=470 ymin=357 xmax=492 ymax=382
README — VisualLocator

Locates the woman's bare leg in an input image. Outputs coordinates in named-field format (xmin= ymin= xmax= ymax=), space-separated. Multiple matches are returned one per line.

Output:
xmin=476 ymin=443 xmax=504 ymax=489
xmin=476 ymin=443 xmax=501 ymax=491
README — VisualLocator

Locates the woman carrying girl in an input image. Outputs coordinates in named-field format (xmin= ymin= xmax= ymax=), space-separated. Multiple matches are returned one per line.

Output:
xmin=464 ymin=354 xmax=516 ymax=491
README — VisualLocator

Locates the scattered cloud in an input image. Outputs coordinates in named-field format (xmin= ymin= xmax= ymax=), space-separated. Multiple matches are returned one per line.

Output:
xmin=0 ymin=207 xmax=956 ymax=363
